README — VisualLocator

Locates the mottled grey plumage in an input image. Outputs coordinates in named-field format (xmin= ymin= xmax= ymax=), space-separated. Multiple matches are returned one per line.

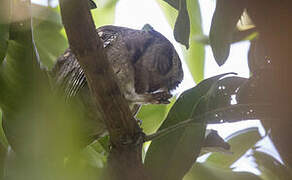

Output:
xmin=52 ymin=25 xmax=183 ymax=142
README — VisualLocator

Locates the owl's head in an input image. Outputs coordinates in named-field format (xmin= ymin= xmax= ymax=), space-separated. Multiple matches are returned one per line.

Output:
xmin=97 ymin=25 xmax=183 ymax=93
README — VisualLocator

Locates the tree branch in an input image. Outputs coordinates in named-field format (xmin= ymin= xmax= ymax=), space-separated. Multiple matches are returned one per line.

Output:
xmin=58 ymin=1 xmax=147 ymax=179
xmin=59 ymin=0 xmax=139 ymax=145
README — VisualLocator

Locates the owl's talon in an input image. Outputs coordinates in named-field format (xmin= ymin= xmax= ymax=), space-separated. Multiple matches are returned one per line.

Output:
xmin=150 ymin=91 xmax=172 ymax=104
xmin=126 ymin=91 xmax=172 ymax=104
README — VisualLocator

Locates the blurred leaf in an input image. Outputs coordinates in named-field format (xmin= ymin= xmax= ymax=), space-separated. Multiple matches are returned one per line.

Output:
xmin=210 ymin=0 xmax=245 ymax=66
xmin=0 ymin=0 xmax=11 ymax=64
xmin=0 ymin=1 xmax=116 ymax=179
xmin=145 ymin=73 xmax=231 ymax=180
xmin=206 ymin=127 xmax=261 ymax=169
xmin=81 ymin=139 xmax=108 ymax=175
xmin=98 ymin=135 xmax=110 ymax=153
xmin=32 ymin=5 xmax=68 ymax=69
xmin=83 ymin=145 xmax=106 ymax=168
xmin=0 ymin=26 xmax=38 ymax=112
xmin=0 ymin=2 xmax=86 ymax=179
xmin=1 ymin=13 xmax=48 ymax=153
xmin=253 ymin=150 xmax=292 ymax=180
xmin=174 ymin=0 xmax=190 ymax=49
xmin=32 ymin=4 xmax=63 ymax=25
xmin=2 ymin=39 xmax=85 ymax=180
xmin=184 ymin=163 xmax=262 ymax=180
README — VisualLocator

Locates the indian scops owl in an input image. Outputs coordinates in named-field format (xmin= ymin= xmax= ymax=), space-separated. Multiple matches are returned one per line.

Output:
xmin=53 ymin=25 xmax=183 ymax=141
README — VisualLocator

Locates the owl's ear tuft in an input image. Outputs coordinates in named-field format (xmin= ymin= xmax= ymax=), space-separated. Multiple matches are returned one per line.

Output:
xmin=142 ymin=24 xmax=154 ymax=32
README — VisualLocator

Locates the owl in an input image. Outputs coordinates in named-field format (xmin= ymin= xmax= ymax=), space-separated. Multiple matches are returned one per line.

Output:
xmin=52 ymin=25 xmax=183 ymax=142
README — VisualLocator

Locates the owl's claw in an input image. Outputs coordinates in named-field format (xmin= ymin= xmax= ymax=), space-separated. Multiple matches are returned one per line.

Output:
xmin=125 ymin=90 xmax=172 ymax=104
xmin=151 ymin=91 xmax=172 ymax=104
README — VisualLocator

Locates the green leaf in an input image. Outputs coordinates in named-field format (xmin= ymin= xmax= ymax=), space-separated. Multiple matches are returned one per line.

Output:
xmin=156 ymin=0 xmax=178 ymax=28
xmin=158 ymin=0 xmax=205 ymax=83
xmin=83 ymin=141 xmax=108 ymax=169
xmin=253 ymin=151 xmax=292 ymax=180
xmin=145 ymin=73 xmax=232 ymax=180
xmin=163 ymin=0 xmax=180 ymax=10
xmin=1 ymin=14 xmax=48 ymax=153
xmin=205 ymin=76 xmax=247 ymax=110
xmin=162 ymin=0 xmax=191 ymax=49
xmin=174 ymin=0 xmax=190 ymax=49
xmin=206 ymin=127 xmax=261 ymax=169
xmin=184 ymin=163 xmax=262 ymax=180
xmin=138 ymin=104 xmax=169 ymax=134
xmin=98 ymin=135 xmax=110 ymax=153
xmin=0 ymin=2 xmax=97 ymax=179
xmin=32 ymin=5 xmax=63 ymax=25
xmin=0 ymin=0 xmax=11 ymax=64
xmin=2 ymin=18 xmax=86 ymax=178
xmin=0 ymin=23 xmax=38 ymax=112
xmin=184 ymin=0 xmax=204 ymax=83
xmin=32 ymin=5 xmax=68 ymax=69
xmin=83 ymin=146 xmax=105 ymax=168
xmin=210 ymin=0 xmax=245 ymax=66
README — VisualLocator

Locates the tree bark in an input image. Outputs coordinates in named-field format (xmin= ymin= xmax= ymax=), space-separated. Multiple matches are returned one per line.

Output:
xmin=58 ymin=1 xmax=149 ymax=179
xmin=246 ymin=0 xmax=292 ymax=167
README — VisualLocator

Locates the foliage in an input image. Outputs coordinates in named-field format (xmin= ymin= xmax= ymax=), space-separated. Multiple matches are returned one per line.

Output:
xmin=145 ymin=73 xmax=230 ymax=180
xmin=32 ymin=5 xmax=68 ymax=69
xmin=0 ymin=0 xmax=289 ymax=180
xmin=157 ymin=0 xmax=205 ymax=83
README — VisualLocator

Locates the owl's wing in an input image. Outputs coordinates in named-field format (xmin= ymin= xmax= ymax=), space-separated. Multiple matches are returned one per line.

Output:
xmin=52 ymin=49 xmax=87 ymax=98
xmin=52 ymin=30 xmax=119 ymax=98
